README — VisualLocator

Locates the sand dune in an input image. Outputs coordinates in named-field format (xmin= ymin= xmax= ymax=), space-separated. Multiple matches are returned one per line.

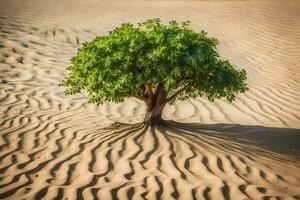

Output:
xmin=1 ymin=0 xmax=300 ymax=199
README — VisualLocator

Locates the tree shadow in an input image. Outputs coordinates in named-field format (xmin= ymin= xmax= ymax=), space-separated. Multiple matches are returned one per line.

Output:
xmin=166 ymin=121 xmax=300 ymax=159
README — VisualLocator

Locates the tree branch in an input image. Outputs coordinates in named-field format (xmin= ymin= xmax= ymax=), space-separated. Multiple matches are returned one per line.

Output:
xmin=146 ymin=84 xmax=153 ymax=97
xmin=164 ymin=84 xmax=191 ymax=103
xmin=133 ymin=95 xmax=147 ymax=101
xmin=154 ymin=82 xmax=164 ymax=95
xmin=175 ymin=76 xmax=184 ymax=82
xmin=140 ymin=84 xmax=146 ymax=94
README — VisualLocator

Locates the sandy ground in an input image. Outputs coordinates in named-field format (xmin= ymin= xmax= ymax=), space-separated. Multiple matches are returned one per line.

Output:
xmin=1 ymin=0 xmax=300 ymax=199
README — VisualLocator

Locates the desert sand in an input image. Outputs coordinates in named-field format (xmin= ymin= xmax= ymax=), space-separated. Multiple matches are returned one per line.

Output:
xmin=1 ymin=0 xmax=300 ymax=199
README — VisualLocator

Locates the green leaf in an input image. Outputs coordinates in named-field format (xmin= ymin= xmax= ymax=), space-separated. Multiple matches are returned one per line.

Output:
xmin=60 ymin=18 xmax=248 ymax=105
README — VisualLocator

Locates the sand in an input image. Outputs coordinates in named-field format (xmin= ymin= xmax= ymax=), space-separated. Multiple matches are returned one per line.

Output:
xmin=1 ymin=0 xmax=300 ymax=199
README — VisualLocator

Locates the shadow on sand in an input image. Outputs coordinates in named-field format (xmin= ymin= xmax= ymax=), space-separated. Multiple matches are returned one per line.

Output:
xmin=167 ymin=121 xmax=300 ymax=159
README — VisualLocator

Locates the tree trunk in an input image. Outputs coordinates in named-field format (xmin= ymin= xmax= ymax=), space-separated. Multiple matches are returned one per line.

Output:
xmin=143 ymin=84 xmax=167 ymax=126
xmin=137 ymin=83 xmax=189 ymax=126
xmin=144 ymin=103 xmax=165 ymax=126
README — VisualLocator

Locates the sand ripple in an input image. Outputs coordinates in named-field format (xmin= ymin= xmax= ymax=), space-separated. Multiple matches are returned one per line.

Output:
xmin=1 ymin=0 xmax=300 ymax=199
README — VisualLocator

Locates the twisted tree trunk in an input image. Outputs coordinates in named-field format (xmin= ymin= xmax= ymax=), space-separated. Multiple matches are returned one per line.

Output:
xmin=136 ymin=83 xmax=190 ymax=126
xmin=143 ymin=83 xmax=167 ymax=126
xmin=144 ymin=103 xmax=165 ymax=125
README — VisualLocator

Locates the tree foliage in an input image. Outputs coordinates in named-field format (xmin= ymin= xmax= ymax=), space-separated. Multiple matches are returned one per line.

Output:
xmin=60 ymin=18 xmax=248 ymax=108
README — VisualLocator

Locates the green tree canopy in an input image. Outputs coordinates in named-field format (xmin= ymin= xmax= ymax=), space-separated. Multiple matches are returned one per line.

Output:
xmin=60 ymin=18 xmax=248 ymax=124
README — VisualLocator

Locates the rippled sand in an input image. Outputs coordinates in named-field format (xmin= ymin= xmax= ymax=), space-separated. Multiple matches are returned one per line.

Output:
xmin=1 ymin=0 xmax=300 ymax=199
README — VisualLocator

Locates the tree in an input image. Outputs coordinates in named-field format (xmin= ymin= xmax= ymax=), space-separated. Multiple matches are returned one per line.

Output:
xmin=60 ymin=18 xmax=248 ymax=125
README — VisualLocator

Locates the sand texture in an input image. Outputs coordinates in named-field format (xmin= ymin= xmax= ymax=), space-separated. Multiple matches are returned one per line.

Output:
xmin=1 ymin=0 xmax=300 ymax=199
